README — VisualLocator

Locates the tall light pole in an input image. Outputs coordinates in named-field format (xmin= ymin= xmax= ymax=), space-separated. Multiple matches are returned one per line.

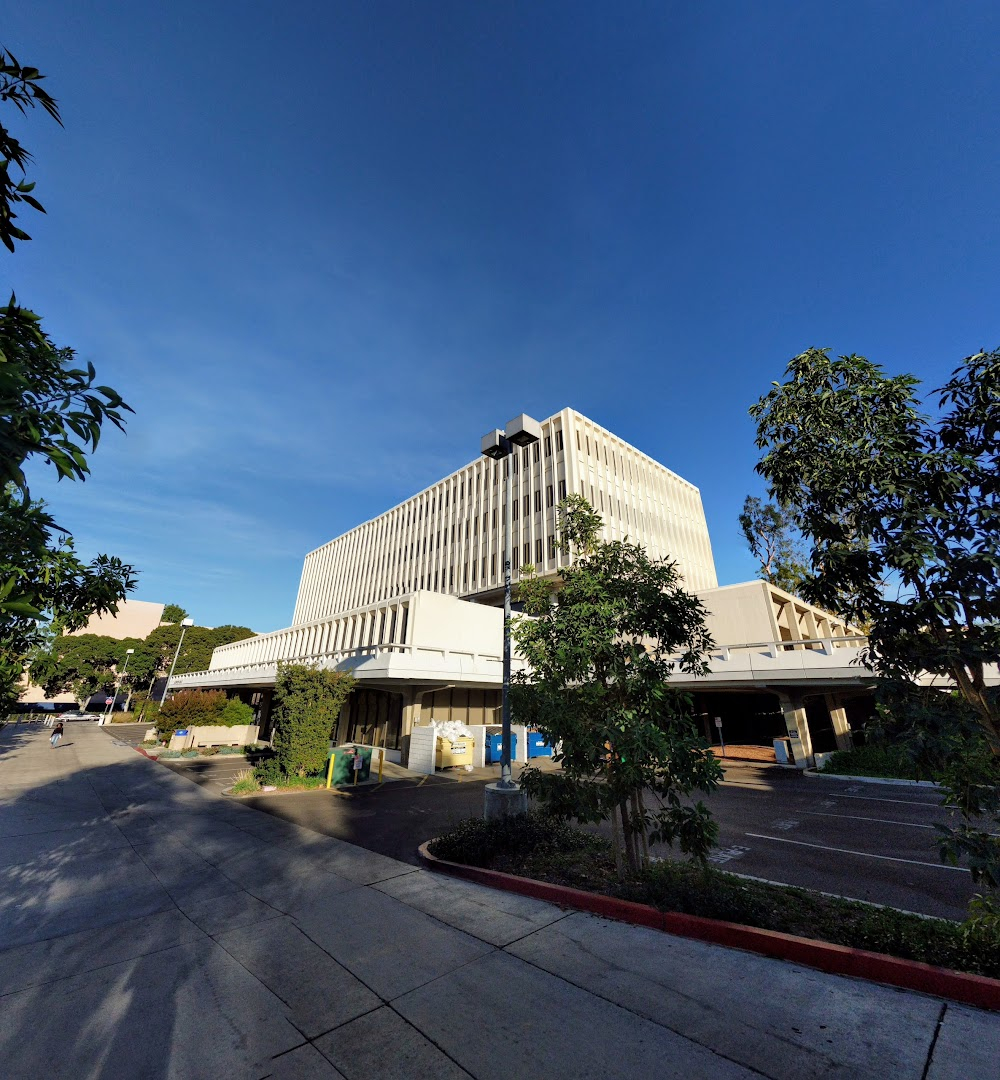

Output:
xmin=160 ymin=617 xmax=195 ymax=706
xmin=105 ymin=648 xmax=135 ymax=722
xmin=481 ymin=414 xmax=541 ymax=817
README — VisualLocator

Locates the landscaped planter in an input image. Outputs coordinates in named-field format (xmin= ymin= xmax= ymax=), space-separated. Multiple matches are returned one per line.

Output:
xmin=418 ymin=841 xmax=1000 ymax=1013
xmin=168 ymin=724 xmax=259 ymax=751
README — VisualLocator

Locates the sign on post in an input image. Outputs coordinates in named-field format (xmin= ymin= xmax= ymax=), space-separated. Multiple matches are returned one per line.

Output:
xmin=714 ymin=717 xmax=726 ymax=757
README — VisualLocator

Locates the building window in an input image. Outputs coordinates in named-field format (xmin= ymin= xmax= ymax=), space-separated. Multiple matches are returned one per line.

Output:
xmin=523 ymin=494 xmax=529 ymax=516
xmin=492 ymin=508 xmax=497 ymax=529
xmin=522 ymin=447 xmax=529 ymax=467
xmin=544 ymin=435 xmax=551 ymax=457
xmin=548 ymin=535 xmax=556 ymax=558
xmin=491 ymin=553 xmax=496 ymax=576
xmin=451 ymin=524 xmax=456 ymax=544
xmin=513 ymin=549 xmax=519 ymax=569
xmin=576 ymin=431 xmax=581 ymax=451
xmin=523 ymin=542 xmax=530 ymax=565
xmin=558 ymin=479 xmax=567 ymax=499
xmin=449 ymin=566 xmax=454 ymax=587
xmin=481 ymin=556 xmax=486 ymax=578
xmin=512 ymin=501 xmax=518 ymax=520
xmin=534 ymin=490 xmax=541 ymax=513
xmin=555 ymin=430 xmax=563 ymax=452
xmin=434 ymin=571 xmax=439 ymax=589
xmin=546 ymin=484 xmax=553 ymax=507
xmin=535 ymin=538 xmax=542 ymax=563
xmin=532 ymin=442 xmax=539 ymax=462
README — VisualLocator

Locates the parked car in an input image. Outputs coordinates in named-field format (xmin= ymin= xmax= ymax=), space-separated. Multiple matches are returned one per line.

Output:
xmin=61 ymin=710 xmax=103 ymax=722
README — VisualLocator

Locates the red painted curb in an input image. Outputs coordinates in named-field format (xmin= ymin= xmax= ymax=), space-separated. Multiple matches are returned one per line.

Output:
xmin=417 ymin=841 xmax=1000 ymax=1013
xmin=135 ymin=747 xmax=152 ymax=759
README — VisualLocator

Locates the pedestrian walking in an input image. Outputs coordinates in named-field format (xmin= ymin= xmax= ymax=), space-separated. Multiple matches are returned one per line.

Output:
xmin=50 ymin=721 xmax=64 ymax=748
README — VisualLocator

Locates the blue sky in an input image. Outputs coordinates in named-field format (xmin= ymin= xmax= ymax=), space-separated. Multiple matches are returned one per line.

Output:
xmin=6 ymin=2 xmax=1000 ymax=632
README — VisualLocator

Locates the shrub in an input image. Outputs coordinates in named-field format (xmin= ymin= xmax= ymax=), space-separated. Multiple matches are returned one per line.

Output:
xmin=216 ymin=745 xmax=245 ymax=755
xmin=159 ymin=750 xmax=181 ymax=759
xmin=253 ymin=758 xmax=284 ymax=786
xmin=270 ymin=664 xmax=355 ymax=777
xmin=155 ymin=689 xmax=227 ymax=741
xmin=819 ymin=744 xmax=926 ymax=780
xmin=430 ymin=813 xmax=609 ymax=867
xmin=430 ymin=816 xmax=1000 ymax=978
xmin=219 ymin=698 xmax=255 ymax=728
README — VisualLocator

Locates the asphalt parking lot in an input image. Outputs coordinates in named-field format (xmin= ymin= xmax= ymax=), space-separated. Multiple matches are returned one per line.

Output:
xmin=107 ymin=726 xmax=977 ymax=921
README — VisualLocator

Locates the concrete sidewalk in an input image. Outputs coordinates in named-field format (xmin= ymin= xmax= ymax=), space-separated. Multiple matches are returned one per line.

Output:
xmin=0 ymin=725 xmax=995 ymax=1079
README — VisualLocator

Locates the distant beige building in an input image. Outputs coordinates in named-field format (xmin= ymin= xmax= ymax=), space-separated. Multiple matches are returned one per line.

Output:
xmin=19 ymin=599 xmax=167 ymax=706
xmin=71 ymin=599 xmax=166 ymax=641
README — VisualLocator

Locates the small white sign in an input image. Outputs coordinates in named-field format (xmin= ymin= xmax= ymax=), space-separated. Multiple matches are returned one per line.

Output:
xmin=352 ymin=755 xmax=363 ymax=771
xmin=714 ymin=717 xmax=723 ymax=728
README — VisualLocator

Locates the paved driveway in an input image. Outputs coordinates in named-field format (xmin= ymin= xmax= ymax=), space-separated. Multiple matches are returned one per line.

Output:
xmin=3 ymin=723 xmax=997 ymax=1078
xmin=154 ymin=741 xmax=974 ymax=920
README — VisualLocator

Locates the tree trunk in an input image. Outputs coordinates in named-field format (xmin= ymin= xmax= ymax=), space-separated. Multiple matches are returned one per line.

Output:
xmin=610 ymin=799 xmax=625 ymax=879
xmin=632 ymin=788 xmax=650 ymax=867
xmin=620 ymin=799 xmax=638 ymax=875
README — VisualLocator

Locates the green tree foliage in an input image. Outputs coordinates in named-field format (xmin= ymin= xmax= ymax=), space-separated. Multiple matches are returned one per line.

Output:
xmin=738 ymin=495 xmax=809 ymax=595
xmin=0 ymin=47 xmax=60 ymax=252
xmin=0 ymin=50 xmax=134 ymax=713
xmin=156 ymin=689 xmax=228 ymax=741
xmin=28 ymin=624 xmax=256 ymax=707
xmin=160 ymin=603 xmax=188 ymax=624
xmin=512 ymin=496 xmax=723 ymax=879
xmin=751 ymin=346 xmax=1000 ymax=888
xmin=270 ymin=663 xmax=356 ymax=777
xmin=219 ymin=698 xmax=255 ymax=728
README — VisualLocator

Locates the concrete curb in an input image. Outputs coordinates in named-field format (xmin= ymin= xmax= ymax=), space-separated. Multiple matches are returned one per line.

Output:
xmin=803 ymin=770 xmax=943 ymax=790
xmin=418 ymin=842 xmax=1000 ymax=1013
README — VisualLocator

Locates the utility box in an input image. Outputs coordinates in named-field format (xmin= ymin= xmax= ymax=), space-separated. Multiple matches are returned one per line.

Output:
xmin=329 ymin=745 xmax=373 ymax=784
xmin=436 ymin=735 xmax=474 ymax=769
xmin=773 ymin=737 xmax=793 ymax=765
xmin=527 ymin=732 xmax=552 ymax=758
xmin=486 ymin=731 xmax=517 ymax=764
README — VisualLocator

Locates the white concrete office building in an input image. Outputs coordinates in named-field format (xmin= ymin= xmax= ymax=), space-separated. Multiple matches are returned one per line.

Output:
xmin=293 ymin=407 xmax=717 ymax=623
xmin=174 ymin=408 xmax=883 ymax=767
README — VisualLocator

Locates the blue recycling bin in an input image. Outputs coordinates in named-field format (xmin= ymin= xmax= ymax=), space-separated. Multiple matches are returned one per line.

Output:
xmin=486 ymin=731 xmax=517 ymax=764
xmin=527 ymin=732 xmax=552 ymax=758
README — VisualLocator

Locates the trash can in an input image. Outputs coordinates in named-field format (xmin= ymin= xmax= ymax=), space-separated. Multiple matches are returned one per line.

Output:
xmin=436 ymin=735 xmax=474 ymax=768
xmin=486 ymin=731 xmax=517 ymax=764
xmin=527 ymin=732 xmax=552 ymax=758
xmin=328 ymin=745 xmax=373 ymax=784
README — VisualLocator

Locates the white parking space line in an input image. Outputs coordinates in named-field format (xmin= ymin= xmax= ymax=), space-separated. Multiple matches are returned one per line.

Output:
xmin=821 ymin=792 xmax=942 ymax=808
xmin=803 ymin=811 xmax=937 ymax=830
xmin=744 ymin=833 xmax=970 ymax=872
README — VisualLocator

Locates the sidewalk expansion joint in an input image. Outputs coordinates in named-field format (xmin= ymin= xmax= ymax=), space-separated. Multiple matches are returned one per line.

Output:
xmin=920 ymin=1003 xmax=948 ymax=1080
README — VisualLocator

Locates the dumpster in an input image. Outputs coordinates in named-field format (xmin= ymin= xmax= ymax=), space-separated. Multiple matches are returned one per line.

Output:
xmin=436 ymin=735 xmax=474 ymax=769
xmin=328 ymin=745 xmax=373 ymax=784
xmin=527 ymin=732 xmax=552 ymax=758
xmin=486 ymin=731 xmax=517 ymax=764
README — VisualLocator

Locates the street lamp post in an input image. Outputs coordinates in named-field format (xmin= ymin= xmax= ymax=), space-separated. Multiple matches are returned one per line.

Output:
xmin=481 ymin=413 xmax=541 ymax=818
xmin=105 ymin=647 xmax=135 ymax=723
xmin=160 ymin=617 xmax=195 ymax=706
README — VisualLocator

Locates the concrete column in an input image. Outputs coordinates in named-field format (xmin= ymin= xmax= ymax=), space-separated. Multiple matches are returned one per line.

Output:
xmin=777 ymin=691 xmax=813 ymax=768
xmin=400 ymin=688 xmax=423 ymax=738
xmin=826 ymin=693 xmax=853 ymax=752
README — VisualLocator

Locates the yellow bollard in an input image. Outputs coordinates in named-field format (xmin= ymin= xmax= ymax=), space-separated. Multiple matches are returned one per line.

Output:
xmin=378 ymin=748 xmax=384 ymax=783
xmin=326 ymin=752 xmax=336 ymax=789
